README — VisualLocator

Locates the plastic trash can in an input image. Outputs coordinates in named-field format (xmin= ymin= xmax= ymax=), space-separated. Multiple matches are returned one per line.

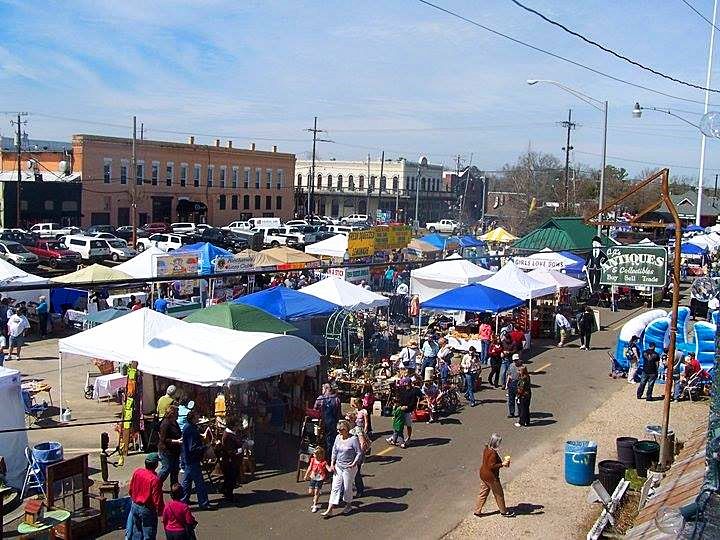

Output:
xmin=633 ymin=440 xmax=660 ymax=477
xmin=616 ymin=436 xmax=638 ymax=469
xmin=598 ymin=460 xmax=626 ymax=495
xmin=564 ymin=440 xmax=597 ymax=486
xmin=32 ymin=441 xmax=63 ymax=477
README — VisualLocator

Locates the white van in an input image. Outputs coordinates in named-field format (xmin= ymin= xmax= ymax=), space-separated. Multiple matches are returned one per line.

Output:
xmin=248 ymin=217 xmax=281 ymax=229
xmin=170 ymin=222 xmax=197 ymax=233
xmin=61 ymin=234 xmax=111 ymax=261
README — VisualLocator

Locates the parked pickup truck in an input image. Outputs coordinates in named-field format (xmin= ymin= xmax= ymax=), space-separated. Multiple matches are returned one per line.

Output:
xmin=28 ymin=239 xmax=82 ymax=268
xmin=189 ymin=227 xmax=249 ymax=252
xmin=30 ymin=222 xmax=81 ymax=239
xmin=425 ymin=219 xmax=459 ymax=234
xmin=253 ymin=227 xmax=296 ymax=248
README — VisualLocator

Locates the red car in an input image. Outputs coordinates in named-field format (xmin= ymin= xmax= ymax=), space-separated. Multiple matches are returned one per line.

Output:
xmin=142 ymin=222 xmax=171 ymax=234
xmin=29 ymin=240 xmax=82 ymax=268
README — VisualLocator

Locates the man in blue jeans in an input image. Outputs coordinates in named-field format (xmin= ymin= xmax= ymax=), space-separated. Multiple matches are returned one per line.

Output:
xmin=181 ymin=410 xmax=212 ymax=509
xmin=125 ymin=453 xmax=164 ymax=539
xmin=637 ymin=343 xmax=660 ymax=401
xmin=505 ymin=354 xmax=522 ymax=418
xmin=461 ymin=347 xmax=478 ymax=407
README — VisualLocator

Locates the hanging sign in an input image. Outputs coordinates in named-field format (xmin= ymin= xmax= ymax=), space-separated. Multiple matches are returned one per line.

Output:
xmin=155 ymin=253 xmax=199 ymax=277
xmin=348 ymin=229 xmax=376 ymax=258
xmin=212 ymin=255 xmax=253 ymax=274
xmin=387 ymin=225 xmax=412 ymax=250
xmin=600 ymin=246 xmax=668 ymax=287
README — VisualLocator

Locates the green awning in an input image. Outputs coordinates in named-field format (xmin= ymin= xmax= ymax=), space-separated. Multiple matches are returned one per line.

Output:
xmin=185 ymin=303 xmax=297 ymax=333
xmin=512 ymin=217 xmax=612 ymax=252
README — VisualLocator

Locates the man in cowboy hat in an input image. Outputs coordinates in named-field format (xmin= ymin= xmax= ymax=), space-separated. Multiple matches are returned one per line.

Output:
xmin=397 ymin=340 xmax=419 ymax=373
xmin=421 ymin=376 xmax=441 ymax=423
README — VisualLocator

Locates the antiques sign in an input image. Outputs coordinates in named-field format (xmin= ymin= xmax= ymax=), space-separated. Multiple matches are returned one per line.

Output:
xmin=600 ymin=246 xmax=668 ymax=287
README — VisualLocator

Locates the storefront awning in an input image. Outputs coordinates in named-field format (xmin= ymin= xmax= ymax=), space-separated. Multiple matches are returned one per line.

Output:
xmin=176 ymin=199 xmax=207 ymax=213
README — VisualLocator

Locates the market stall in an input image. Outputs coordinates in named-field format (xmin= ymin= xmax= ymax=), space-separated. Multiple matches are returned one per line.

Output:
xmin=0 ymin=366 xmax=29 ymax=489
xmin=185 ymin=303 xmax=297 ymax=333
xmin=175 ymin=242 xmax=232 ymax=275
xmin=403 ymin=238 xmax=442 ymax=260
xmin=299 ymin=276 xmax=389 ymax=311
xmin=233 ymin=285 xmax=338 ymax=321
xmin=0 ymin=257 xmax=49 ymax=305
xmin=253 ymin=246 xmax=320 ymax=268
xmin=513 ymin=248 xmax=579 ymax=271
xmin=480 ymin=226 xmax=518 ymax=243
xmin=114 ymin=245 xmax=166 ymax=278
xmin=409 ymin=253 xmax=494 ymax=302
xmin=304 ymin=234 xmax=347 ymax=259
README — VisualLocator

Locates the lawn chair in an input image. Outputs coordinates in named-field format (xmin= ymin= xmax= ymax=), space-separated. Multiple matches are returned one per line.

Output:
xmin=22 ymin=389 xmax=48 ymax=426
xmin=681 ymin=371 xmax=710 ymax=402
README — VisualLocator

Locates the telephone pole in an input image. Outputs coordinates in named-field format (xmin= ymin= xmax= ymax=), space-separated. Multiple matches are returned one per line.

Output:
xmin=304 ymin=117 xmax=331 ymax=217
xmin=366 ymin=153 xmax=371 ymax=215
xmin=560 ymin=109 xmax=576 ymax=212
xmin=10 ymin=113 xmax=28 ymax=228
xmin=131 ymin=116 xmax=137 ymax=247
xmin=377 ymin=150 xmax=384 ymax=222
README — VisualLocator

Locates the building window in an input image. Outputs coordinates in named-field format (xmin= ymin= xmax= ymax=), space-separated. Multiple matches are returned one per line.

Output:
xmin=276 ymin=169 xmax=284 ymax=189
xmin=194 ymin=164 xmax=201 ymax=187
xmin=421 ymin=177 xmax=426 ymax=191
xmin=255 ymin=168 xmax=261 ymax=189
xmin=44 ymin=200 xmax=54 ymax=211
xmin=219 ymin=194 xmax=226 ymax=210
xmin=207 ymin=166 xmax=214 ymax=187
xmin=265 ymin=195 xmax=272 ymax=210
xmin=276 ymin=196 xmax=282 ymax=210
xmin=327 ymin=174 xmax=333 ymax=189
xmin=359 ymin=175 xmax=365 ymax=190
xmin=151 ymin=161 xmax=159 ymax=186
xmin=337 ymin=174 xmax=343 ymax=190
xmin=243 ymin=195 xmax=250 ymax=209
xmin=231 ymin=195 xmax=238 ymax=209
xmin=232 ymin=167 xmax=238 ymax=188
xmin=120 ymin=163 xmax=128 ymax=185
xmin=316 ymin=174 xmax=322 ymax=189
xmin=103 ymin=159 xmax=111 ymax=184
xmin=254 ymin=195 xmax=261 ymax=209
xmin=166 ymin=163 xmax=173 ymax=186
xmin=136 ymin=162 xmax=144 ymax=186
xmin=266 ymin=169 xmax=272 ymax=189
xmin=392 ymin=176 xmax=399 ymax=192
xmin=180 ymin=164 xmax=188 ymax=187
xmin=62 ymin=201 xmax=78 ymax=211
xmin=220 ymin=166 xmax=226 ymax=188
xmin=380 ymin=176 xmax=386 ymax=192
xmin=370 ymin=176 xmax=376 ymax=192
xmin=297 ymin=173 xmax=303 ymax=187
xmin=348 ymin=175 xmax=354 ymax=190
xmin=244 ymin=168 xmax=250 ymax=189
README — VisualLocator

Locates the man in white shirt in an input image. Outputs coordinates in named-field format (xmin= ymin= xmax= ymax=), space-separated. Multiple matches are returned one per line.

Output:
xmin=396 ymin=282 xmax=409 ymax=296
xmin=707 ymin=295 xmax=720 ymax=322
xmin=555 ymin=311 xmax=571 ymax=347
xmin=7 ymin=307 xmax=30 ymax=360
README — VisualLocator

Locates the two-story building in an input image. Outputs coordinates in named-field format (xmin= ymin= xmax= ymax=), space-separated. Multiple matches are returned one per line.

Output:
xmin=294 ymin=157 xmax=453 ymax=224
xmin=73 ymin=135 xmax=295 ymax=228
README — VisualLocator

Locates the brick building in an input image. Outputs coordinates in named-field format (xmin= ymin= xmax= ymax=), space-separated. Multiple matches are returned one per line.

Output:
xmin=73 ymin=135 xmax=295 ymax=228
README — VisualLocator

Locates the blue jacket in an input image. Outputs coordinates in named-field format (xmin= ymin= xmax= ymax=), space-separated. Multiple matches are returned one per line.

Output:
xmin=181 ymin=422 xmax=205 ymax=464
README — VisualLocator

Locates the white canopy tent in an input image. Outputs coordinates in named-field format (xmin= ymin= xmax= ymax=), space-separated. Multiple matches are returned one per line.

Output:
xmin=689 ymin=234 xmax=720 ymax=252
xmin=142 ymin=323 xmax=320 ymax=386
xmin=114 ymin=245 xmax=166 ymax=278
xmin=0 ymin=367 xmax=29 ymax=488
xmin=299 ymin=276 xmax=389 ymax=311
xmin=0 ymin=257 xmax=49 ymax=305
xmin=527 ymin=268 xmax=587 ymax=291
xmin=409 ymin=254 xmax=494 ymax=302
xmin=513 ymin=248 xmax=577 ymax=271
xmin=304 ymin=234 xmax=348 ymax=258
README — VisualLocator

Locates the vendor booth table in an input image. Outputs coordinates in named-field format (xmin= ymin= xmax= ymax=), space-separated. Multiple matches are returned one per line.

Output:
xmin=92 ymin=372 xmax=127 ymax=401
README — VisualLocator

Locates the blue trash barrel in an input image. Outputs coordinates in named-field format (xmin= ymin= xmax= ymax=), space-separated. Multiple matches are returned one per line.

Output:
xmin=564 ymin=440 xmax=597 ymax=486
xmin=32 ymin=441 xmax=63 ymax=478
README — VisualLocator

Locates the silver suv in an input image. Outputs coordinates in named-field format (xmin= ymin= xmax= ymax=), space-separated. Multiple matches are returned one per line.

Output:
xmin=0 ymin=240 xmax=40 ymax=269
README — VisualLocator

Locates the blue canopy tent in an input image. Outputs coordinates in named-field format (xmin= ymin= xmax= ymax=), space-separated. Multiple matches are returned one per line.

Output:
xmin=684 ymin=224 xmax=705 ymax=232
xmin=233 ymin=286 xmax=338 ymax=321
xmin=419 ymin=233 xmax=450 ymax=250
xmin=681 ymin=243 xmax=708 ymax=256
xmin=457 ymin=235 xmax=485 ymax=248
xmin=421 ymin=282 xmax=524 ymax=313
xmin=559 ymin=251 xmax=586 ymax=276
xmin=174 ymin=242 xmax=233 ymax=275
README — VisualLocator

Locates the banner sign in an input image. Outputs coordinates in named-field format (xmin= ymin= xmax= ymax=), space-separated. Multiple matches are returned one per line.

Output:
xmin=328 ymin=266 xmax=370 ymax=284
xmin=155 ymin=253 xmax=199 ymax=277
xmin=600 ymin=246 xmax=668 ymax=287
xmin=212 ymin=255 xmax=253 ymax=274
xmin=373 ymin=228 xmax=389 ymax=251
xmin=348 ymin=230 xmax=376 ymax=258
xmin=514 ymin=256 xmax=568 ymax=271
xmin=387 ymin=225 xmax=412 ymax=249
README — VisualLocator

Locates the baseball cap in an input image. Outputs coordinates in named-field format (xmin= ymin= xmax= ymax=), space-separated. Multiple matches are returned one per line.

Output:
xmin=145 ymin=452 xmax=160 ymax=465
xmin=512 ymin=353 xmax=520 ymax=361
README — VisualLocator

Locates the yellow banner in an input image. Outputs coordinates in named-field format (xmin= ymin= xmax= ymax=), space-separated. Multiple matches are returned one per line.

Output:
xmin=387 ymin=225 xmax=412 ymax=249
xmin=373 ymin=227 xmax=389 ymax=251
xmin=348 ymin=229 xmax=376 ymax=258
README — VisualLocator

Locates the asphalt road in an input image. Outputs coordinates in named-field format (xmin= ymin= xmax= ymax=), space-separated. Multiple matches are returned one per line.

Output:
xmin=101 ymin=305 xmax=640 ymax=540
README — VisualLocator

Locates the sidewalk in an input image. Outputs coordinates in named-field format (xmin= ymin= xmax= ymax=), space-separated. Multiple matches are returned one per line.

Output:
xmin=445 ymin=377 xmax=709 ymax=539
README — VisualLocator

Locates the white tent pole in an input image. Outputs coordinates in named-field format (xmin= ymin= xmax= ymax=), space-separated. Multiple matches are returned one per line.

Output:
xmin=58 ymin=352 xmax=64 ymax=421
xmin=528 ymin=299 xmax=532 ymax=351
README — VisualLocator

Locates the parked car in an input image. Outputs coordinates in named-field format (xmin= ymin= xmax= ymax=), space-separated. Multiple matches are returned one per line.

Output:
xmin=223 ymin=221 xmax=252 ymax=233
xmin=60 ymin=235 xmax=111 ymax=262
xmin=85 ymin=224 xmax=116 ymax=235
xmin=326 ymin=225 xmax=363 ymax=236
xmin=87 ymin=232 xmax=118 ymax=240
xmin=0 ymin=240 xmax=39 ymax=269
xmin=115 ymin=226 xmax=149 ymax=241
xmin=248 ymin=217 xmax=282 ymax=229
xmin=190 ymin=228 xmax=249 ymax=252
xmin=285 ymin=219 xmax=310 ymax=227
xmin=252 ymin=227 xmax=295 ymax=248
xmin=136 ymin=233 xmax=188 ymax=252
xmin=100 ymin=238 xmax=137 ymax=261
xmin=426 ymin=219 xmax=459 ymax=234
xmin=170 ymin=222 xmax=197 ymax=234
xmin=340 ymin=214 xmax=369 ymax=226
xmin=142 ymin=222 xmax=172 ymax=234
xmin=30 ymin=222 xmax=81 ymax=238
xmin=0 ymin=230 xmax=39 ymax=247
xmin=280 ymin=225 xmax=318 ymax=245
xmin=28 ymin=239 xmax=82 ymax=268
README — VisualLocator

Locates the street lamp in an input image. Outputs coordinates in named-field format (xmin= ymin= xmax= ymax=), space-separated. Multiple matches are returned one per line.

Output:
xmin=527 ymin=79 xmax=608 ymax=235
xmin=414 ymin=155 xmax=428 ymax=232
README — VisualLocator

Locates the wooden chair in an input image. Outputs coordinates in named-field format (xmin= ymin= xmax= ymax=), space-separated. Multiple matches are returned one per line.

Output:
xmin=45 ymin=454 xmax=106 ymax=540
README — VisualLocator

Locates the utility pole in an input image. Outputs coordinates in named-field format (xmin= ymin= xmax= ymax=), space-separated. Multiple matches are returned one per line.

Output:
xmin=10 ymin=113 xmax=28 ymax=228
xmin=560 ymin=109 xmax=576 ymax=212
xmin=131 ymin=116 xmax=137 ymax=247
xmin=456 ymin=154 xmax=462 ymax=222
xmin=377 ymin=151 xmax=384 ymax=222
xmin=366 ymin=153 xmax=371 ymax=215
xmin=140 ymin=122 xmax=144 ymax=141
xmin=304 ymin=117 xmax=331 ymax=217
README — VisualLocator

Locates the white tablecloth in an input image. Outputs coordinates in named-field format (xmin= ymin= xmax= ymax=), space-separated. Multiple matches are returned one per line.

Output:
xmin=93 ymin=373 xmax=127 ymax=400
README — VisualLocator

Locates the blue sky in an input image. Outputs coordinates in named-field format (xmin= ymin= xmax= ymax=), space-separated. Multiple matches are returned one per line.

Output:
xmin=1 ymin=0 xmax=720 ymax=181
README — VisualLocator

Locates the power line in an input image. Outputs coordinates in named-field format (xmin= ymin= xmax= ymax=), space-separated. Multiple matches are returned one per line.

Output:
xmin=574 ymin=149 xmax=720 ymax=171
xmin=416 ymin=0 xmax=719 ymax=106
xmin=680 ymin=0 xmax=720 ymax=34
xmin=510 ymin=0 xmax=720 ymax=93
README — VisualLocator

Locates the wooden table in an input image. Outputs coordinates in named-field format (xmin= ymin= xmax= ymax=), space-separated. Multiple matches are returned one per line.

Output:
xmin=22 ymin=381 xmax=53 ymax=406
xmin=17 ymin=508 xmax=71 ymax=539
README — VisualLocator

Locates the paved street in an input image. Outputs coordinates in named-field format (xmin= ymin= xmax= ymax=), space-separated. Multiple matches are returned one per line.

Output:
xmin=3 ymin=303 xmax=668 ymax=539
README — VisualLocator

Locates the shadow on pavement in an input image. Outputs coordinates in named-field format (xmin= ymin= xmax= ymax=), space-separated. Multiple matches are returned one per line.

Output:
xmin=529 ymin=412 xmax=553 ymax=419
xmin=439 ymin=417 xmax=461 ymax=425
xmin=408 ymin=437 xmax=451 ymax=447
xmin=353 ymin=501 xmax=409 ymax=513
xmin=529 ymin=419 xmax=557 ymax=427
xmin=362 ymin=486 xmax=412 ymax=499
xmin=479 ymin=398 xmax=505 ymax=405
xmin=368 ymin=455 xmax=402 ymax=465
xmin=236 ymin=489 xmax=302 ymax=507
xmin=511 ymin=502 xmax=545 ymax=515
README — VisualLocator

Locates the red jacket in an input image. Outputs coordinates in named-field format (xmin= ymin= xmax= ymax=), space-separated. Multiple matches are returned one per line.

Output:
xmin=129 ymin=467 xmax=164 ymax=514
